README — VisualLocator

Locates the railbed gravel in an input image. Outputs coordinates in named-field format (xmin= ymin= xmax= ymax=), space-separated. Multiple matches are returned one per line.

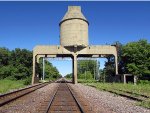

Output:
xmin=70 ymin=83 xmax=150 ymax=113
xmin=0 ymin=83 xmax=59 ymax=113
xmin=1 ymin=82 xmax=149 ymax=113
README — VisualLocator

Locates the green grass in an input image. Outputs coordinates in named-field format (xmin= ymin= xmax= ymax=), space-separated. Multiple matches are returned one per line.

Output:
xmin=0 ymin=79 xmax=26 ymax=94
xmin=78 ymin=79 xmax=98 ymax=83
xmin=65 ymin=78 xmax=98 ymax=83
xmin=84 ymin=82 xmax=150 ymax=97
xmin=137 ymin=99 xmax=150 ymax=109
xmin=79 ymin=79 xmax=150 ymax=109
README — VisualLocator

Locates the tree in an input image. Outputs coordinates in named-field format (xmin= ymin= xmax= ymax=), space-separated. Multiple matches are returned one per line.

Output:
xmin=0 ymin=47 xmax=61 ymax=84
xmin=105 ymin=55 xmax=115 ymax=75
xmin=65 ymin=73 xmax=72 ymax=78
xmin=78 ymin=60 xmax=99 ymax=80
xmin=39 ymin=59 xmax=61 ymax=80
xmin=99 ymin=69 xmax=106 ymax=82
xmin=122 ymin=39 xmax=150 ymax=79
xmin=0 ymin=66 xmax=12 ymax=79
xmin=0 ymin=48 xmax=10 ymax=66
xmin=9 ymin=48 xmax=33 ymax=79
xmin=104 ymin=39 xmax=150 ymax=81
xmin=104 ymin=41 xmax=123 ymax=81
xmin=0 ymin=48 xmax=33 ymax=80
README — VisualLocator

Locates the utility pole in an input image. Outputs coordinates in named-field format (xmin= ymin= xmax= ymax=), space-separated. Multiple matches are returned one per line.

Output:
xmin=85 ymin=70 xmax=86 ymax=80
xmin=94 ymin=61 xmax=95 ymax=80
xmin=97 ymin=59 xmax=100 ymax=80
xmin=43 ymin=57 xmax=45 ymax=80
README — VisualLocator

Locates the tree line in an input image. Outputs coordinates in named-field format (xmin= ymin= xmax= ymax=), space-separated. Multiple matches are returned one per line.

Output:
xmin=104 ymin=39 xmax=150 ymax=81
xmin=0 ymin=48 xmax=61 ymax=84
xmin=38 ymin=59 xmax=61 ymax=80
xmin=65 ymin=60 xmax=100 ymax=80
xmin=77 ymin=60 xmax=100 ymax=80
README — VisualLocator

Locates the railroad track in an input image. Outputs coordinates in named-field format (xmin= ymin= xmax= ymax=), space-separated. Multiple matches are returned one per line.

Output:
xmin=39 ymin=79 xmax=92 ymax=113
xmin=0 ymin=82 xmax=50 ymax=107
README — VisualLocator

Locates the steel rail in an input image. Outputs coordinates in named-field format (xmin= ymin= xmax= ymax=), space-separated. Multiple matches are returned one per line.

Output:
xmin=45 ymin=84 xmax=59 ymax=113
xmin=0 ymin=82 xmax=49 ymax=107
xmin=0 ymin=82 xmax=49 ymax=97
xmin=45 ymin=79 xmax=85 ymax=113
xmin=66 ymin=82 xmax=85 ymax=113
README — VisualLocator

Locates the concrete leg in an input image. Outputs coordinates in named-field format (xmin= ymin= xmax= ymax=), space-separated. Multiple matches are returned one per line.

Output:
xmin=73 ymin=55 xmax=77 ymax=84
xmin=123 ymin=74 xmax=126 ymax=84
xmin=115 ymin=55 xmax=118 ymax=75
xmin=134 ymin=75 xmax=137 ymax=85
xmin=32 ymin=55 xmax=39 ymax=84
xmin=32 ymin=55 xmax=36 ymax=85
xmin=72 ymin=57 xmax=74 ymax=83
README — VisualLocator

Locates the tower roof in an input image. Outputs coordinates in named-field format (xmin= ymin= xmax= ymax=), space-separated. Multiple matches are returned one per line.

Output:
xmin=59 ymin=6 xmax=89 ymax=26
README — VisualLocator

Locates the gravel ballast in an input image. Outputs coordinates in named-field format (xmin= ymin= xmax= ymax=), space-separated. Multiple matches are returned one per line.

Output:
xmin=0 ymin=82 xmax=149 ymax=113
xmin=0 ymin=83 xmax=59 ymax=113
xmin=70 ymin=83 xmax=150 ymax=113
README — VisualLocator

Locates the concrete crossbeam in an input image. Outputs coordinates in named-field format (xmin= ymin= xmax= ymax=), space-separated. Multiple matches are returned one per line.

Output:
xmin=32 ymin=45 xmax=118 ymax=84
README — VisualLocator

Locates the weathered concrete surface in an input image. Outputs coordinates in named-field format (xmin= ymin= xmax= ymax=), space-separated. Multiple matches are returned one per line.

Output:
xmin=60 ymin=6 xmax=88 ymax=47
xmin=32 ymin=45 xmax=118 ymax=84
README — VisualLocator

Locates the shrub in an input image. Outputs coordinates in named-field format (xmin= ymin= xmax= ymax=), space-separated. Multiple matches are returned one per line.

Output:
xmin=138 ymin=80 xmax=150 ymax=85
xmin=23 ymin=77 xmax=31 ymax=85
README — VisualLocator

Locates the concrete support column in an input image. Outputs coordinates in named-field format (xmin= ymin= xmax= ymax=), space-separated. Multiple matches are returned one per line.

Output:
xmin=32 ymin=55 xmax=36 ymax=85
xmin=32 ymin=55 xmax=39 ymax=84
xmin=123 ymin=74 xmax=126 ymax=84
xmin=134 ymin=75 xmax=137 ymax=85
xmin=72 ymin=55 xmax=77 ymax=84
xmin=115 ymin=55 xmax=118 ymax=75
xmin=72 ymin=57 xmax=74 ymax=83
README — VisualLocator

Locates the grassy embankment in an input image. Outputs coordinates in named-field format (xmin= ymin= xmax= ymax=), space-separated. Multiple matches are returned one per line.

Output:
xmin=77 ymin=79 xmax=150 ymax=109
xmin=0 ymin=77 xmax=58 ymax=94
xmin=0 ymin=79 xmax=26 ymax=94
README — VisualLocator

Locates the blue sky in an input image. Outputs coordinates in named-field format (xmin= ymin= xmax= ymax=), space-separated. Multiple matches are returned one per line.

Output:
xmin=0 ymin=2 xmax=150 ymax=76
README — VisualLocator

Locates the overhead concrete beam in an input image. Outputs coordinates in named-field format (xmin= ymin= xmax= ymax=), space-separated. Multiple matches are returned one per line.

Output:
xmin=32 ymin=45 xmax=118 ymax=84
xmin=33 ymin=45 xmax=74 ymax=55
xmin=33 ymin=45 xmax=117 ymax=56
xmin=77 ymin=45 xmax=117 ymax=55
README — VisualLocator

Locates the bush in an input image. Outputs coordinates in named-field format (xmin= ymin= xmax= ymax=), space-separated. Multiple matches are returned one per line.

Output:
xmin=138 ymin=80 xmax=150 ymax=85
xmin=23 ymin=77 xmax=31 ymax=85
xmin=78 ymin=79 xmax=97 ymax=83
xmin=78 ymin=71 xmax=93 ymax=79
xmin=5 ymin=76 xmax=17 ymax=81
